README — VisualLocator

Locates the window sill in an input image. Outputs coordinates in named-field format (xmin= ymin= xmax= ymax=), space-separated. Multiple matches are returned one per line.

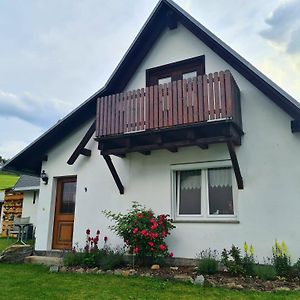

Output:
xmin=173 ymin=218 xmax=239 ymax=224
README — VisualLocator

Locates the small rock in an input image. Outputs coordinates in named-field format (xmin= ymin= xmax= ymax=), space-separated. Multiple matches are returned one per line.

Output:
xmin=140 ymin=272 xmax=152 ymax=277
xmin=174 ymin=274 xmax=193 ymax=283
xmin=90 ymin=267 xmax=98 ymax=273
xmin=122 ymin=269 xmax=137 ymax=276
xmin=226 ymin=282 xmax=244 ymax=290
xmin=114 ymin=269 xmax=123 ymax=275
xmin=59 ymin=266 xmax=67 ymax=272
xmin=194 ymin=275 xmax=205 ymax=286
xmin=106 ymin=270 xmax=113 ymax=275
xmin=275 ymin=287 xmax=291 ymax=292
xmin=205 ymin=278 xmax=216 ymax=287
xmin=96 ymin=270 xmax=104 ymax=274
xmin=170 ymin=266 xmax=178 ymax=271
xmin=49 ymin=265 xmax=59 ymax=273
xmin=76 ymin=268 xmax=85 ymax=273
xmin=151 ymin=264 xmax=160 ymax=270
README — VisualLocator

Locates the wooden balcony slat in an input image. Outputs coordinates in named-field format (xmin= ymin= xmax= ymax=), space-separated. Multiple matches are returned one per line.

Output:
xmin=187 ymin=79 xmax=193 ymax=123
xmin=197 ymin=75 xmax=203 ymax=122
xmin=225 ymin=70 xmax=232 ymax=117
xmin=140 ymin=88 xmax=145 ymax=130
xmin=164 ymin=86 xmax=167 ymax=127
xmin=154 ymin=85 xmax=159 ymax=129
xmin=219 ymin=71 xmax=226 ymax=118
xmin=95 ymin=70 xmax=241 ymax=138
xmin=149 ymin=86 xmax=153 ymax=129
xmin=214 ymin=72 xmax=220 ymax=119
xmin=208 ymin=73 xmax=214 ymax=120
xmin=193 ymin=78 xmax=199 ymax=123
xmin=203 ymin=74 xmax=209 ymax=121
xmin=168 ymin=82 xmax=173 ymax=127
xmin=177 ymin=80 xmax=183 ymax=124
xmin=172 ymin=81 xmax=178 ymax=126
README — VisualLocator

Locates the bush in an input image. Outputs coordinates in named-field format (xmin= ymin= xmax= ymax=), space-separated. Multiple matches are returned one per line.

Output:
xmin=221 ymin=243 xmax=255 ymax=276
xmin=254 ymin=264 xmax=277 ymax=280
xmin=196 ymin=249 xmax=219 ymax=275
xmin=103 ymin=202 xmax=175 ymax=264
xmin=292 ymin=258 xmax=300 ymax=278
xmin=63 ymin=230 xmax=125 ymax=269
xmin=272 ymin=240 xmax=291 ymax=277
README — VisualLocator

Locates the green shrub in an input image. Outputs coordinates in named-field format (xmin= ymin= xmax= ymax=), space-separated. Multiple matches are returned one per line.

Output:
xmin=221 ymin=243 xmax=255 ymax=276
xmin=196 ymin=249 xmax=219 ymax=275
xmin=292 ymin=258 xmax=300 ymax=278
xmin=63 ymin=247 xmax=125 ymax=269
xmin=272 ymin=240 xmax=291 ymax=277
xmin=254 ymin=264 xmax=277 ymax=280
xmin=103 ymin=202 xmax=175 ymax=264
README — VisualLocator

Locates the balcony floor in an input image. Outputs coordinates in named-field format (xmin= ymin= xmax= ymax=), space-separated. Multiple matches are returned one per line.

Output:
xmin=96 ymin=119 xmax=243 ymax=157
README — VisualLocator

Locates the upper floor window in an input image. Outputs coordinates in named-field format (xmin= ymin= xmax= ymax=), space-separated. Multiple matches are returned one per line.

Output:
xmin=146 ymin=55 xmax=205 ymax=87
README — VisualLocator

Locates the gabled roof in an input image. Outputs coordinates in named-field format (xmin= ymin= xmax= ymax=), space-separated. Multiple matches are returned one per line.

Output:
xmin=3 ymin=0 xmax=300 ymax=175
xmin=13 ymin=175 xmax=40 ymax=191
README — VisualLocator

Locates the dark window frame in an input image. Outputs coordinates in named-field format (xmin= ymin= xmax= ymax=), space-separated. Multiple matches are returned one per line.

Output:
xmin=146 ymin=55 xmax=205 ymax=87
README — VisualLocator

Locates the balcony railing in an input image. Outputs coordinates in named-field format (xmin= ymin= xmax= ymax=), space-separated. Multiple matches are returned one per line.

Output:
xmin=96 ymin=70 xmax=241 ymax=138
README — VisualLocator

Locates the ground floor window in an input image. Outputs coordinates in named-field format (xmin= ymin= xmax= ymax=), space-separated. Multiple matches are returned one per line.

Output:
xmin=172 ymin=161 xmax=236 ymax=222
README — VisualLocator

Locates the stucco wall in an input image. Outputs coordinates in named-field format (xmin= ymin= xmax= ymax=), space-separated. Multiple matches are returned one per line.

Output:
xmin=35 ymin=23 xmax=300 ymax=261
xmin=22 ymin=191 xmax=39 ymax=228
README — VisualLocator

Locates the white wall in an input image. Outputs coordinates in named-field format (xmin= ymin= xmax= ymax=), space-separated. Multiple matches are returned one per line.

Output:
xmin=35 ymin=23 xmax=300 ymax=262
xmin=22 ymin=191 xmax=39 ymax=228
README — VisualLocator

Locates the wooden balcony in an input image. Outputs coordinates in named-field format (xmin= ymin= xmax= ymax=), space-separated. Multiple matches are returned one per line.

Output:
xmin=95 ymin=70 xmax=243 ymax=157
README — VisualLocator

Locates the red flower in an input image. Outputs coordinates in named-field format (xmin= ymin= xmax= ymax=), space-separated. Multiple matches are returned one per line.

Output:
xmin=150 ymin=248 xmax=154 ymax=251
xmin=132 ymin=228 xmax=139 ymax=234
xmin=86 ymin=229 xmax=90 ymax=235
xmin=161 ymin=231 xmax=167 ymax=238
xmin=140 ymin=229 xmax=148 ymax=236
xmin=148 ymin=242 xmax=154 ymax=247
xmin=133 ymin=247 xmax=139 ymax=254
xmin=169 ymin=252 xmax=174 ymax=257
xmin=96 ymin=230 xmax=100 ymax=235
xmin=136 ymin=213 xmax=143 ymax=219
xmin=104 ymin=236 xmax=108 ymax=243
xmin=151 ymin=232 xmax=158 ymax=239
xmin=93 ymin=236 xmax=98 ymax=243
xmin=150 ymin=223 xmax=157 ymax=230
xmin=159 ymin=244 xmax=166 ymax=251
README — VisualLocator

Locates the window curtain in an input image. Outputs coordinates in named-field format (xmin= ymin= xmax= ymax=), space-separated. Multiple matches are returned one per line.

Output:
xmin=180 ymin=170 xmax=201 ymax=190
xmin=208 ymin=168 xmax=232 ymax=188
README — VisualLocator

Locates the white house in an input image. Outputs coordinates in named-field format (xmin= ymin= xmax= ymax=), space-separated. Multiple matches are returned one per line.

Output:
xmin=3 ymin=0 xmax=300 ymax=261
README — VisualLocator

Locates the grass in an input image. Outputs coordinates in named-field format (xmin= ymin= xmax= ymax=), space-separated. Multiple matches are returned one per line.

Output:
xmin=0 ymin=237 xmax=16 ymax=252
xmin=0 ymin=264 xmax=299 ymax=299
xmin=0 ymin=171 xmax=19 ymax=190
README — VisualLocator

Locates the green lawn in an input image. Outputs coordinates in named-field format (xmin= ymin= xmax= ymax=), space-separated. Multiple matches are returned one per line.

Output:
xmin=0 ymin=264 xmax=299 ymax=300
xmin=0 ymin=237 xmax=16 ymax=252
xmin=0 ymin=171 xmax=19 ymax=190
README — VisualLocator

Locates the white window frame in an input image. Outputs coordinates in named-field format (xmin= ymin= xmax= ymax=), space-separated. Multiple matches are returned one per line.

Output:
xmin=171 ymin=160 xmax=238 ymax=223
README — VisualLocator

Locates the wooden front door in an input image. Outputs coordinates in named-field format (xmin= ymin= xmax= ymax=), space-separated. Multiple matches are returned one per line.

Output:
xmin=52 ymin=177 xmax=77 ymax=249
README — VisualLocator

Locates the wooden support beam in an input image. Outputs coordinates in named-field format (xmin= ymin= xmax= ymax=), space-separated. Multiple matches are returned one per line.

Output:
xmin=102 ymin=155 xmax=124 ymax=194
xmin=101 ymin=136 xmax=232 ymax=156
xmin=67 ymin=120 xmax=96 ymax=165
xmin=291 ymin=120 xmax=300 ymax=133
xmin=80 ymin=148 xmax=91 ymax=157
xmin=227 ymin=141 xmax=244 ymax=189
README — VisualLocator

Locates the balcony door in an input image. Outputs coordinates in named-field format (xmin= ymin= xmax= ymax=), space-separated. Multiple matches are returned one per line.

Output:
xmin=52 ymin=177 xmax=77 ymax=250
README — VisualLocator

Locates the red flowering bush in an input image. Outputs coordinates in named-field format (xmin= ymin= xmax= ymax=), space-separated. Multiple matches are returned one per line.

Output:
xmin=104 ymin=202 xmax=175 ymax=262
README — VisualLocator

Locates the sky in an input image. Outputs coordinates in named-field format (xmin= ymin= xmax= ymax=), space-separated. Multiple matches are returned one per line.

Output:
xmin=0 ymin=0 xmax=300 ymax=159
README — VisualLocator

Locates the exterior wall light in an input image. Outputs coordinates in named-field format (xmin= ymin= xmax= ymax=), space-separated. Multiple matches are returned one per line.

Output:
xmin=41 ymin=170 xmax=49 ymax=185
